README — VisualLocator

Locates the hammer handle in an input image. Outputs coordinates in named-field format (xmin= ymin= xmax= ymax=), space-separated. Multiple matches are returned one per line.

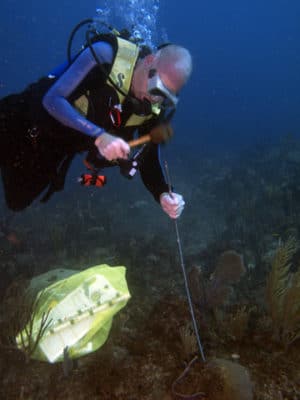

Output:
xmin=128 ymin=134 xmax=151 ymax=148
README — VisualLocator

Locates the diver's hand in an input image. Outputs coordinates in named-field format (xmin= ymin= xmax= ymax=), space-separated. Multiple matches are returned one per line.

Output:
xmin=160 ymin=192 xmax=185 ymax=219
xmin=95 ymin=132 xmax=130 ymax=161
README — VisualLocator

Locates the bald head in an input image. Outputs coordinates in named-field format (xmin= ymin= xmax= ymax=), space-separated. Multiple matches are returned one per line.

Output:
xmin=131 ymin=43 xmax=192 ymax=106
xmin=155 ymin=45 xmax=193 ymax=92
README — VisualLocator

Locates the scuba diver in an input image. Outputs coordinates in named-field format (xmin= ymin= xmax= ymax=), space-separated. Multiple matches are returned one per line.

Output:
xmin=0 ymin=20 xmax=192 ymax=218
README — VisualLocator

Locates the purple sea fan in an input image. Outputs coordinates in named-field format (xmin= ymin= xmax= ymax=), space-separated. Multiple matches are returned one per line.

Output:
xmin=189 ymin=250 xmax=246 ymax=310
xmin=212 ymin=250 xmax=246 ymax=286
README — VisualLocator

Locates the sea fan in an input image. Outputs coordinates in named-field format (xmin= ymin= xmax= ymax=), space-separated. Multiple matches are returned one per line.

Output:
xmin=265 ymin=236 xmax=300 ymax=347
xmin=189 ymin=250 xmax=246 ymax=311
xmin=213 ymin=250 xmax=246 ymax=285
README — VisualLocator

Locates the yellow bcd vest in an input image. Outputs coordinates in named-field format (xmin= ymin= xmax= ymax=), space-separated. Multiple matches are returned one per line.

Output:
xmin=74 ymin=37 xmax=161 ymax=127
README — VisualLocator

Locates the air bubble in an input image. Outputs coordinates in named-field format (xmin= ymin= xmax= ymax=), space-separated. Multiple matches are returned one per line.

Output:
xmin=95 ymin=0 xmax=164 ymax=49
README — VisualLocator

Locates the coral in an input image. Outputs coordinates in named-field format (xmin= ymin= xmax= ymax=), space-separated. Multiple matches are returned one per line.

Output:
xmin=204 ymin=358 xmax=254 ymax=400
xmin=172 ymin=357 xmax=253 ymax=400
xmin=265 ymin=236 xmax=300 ymax=347
xmin=221 ymin=305 xmax=252 ymax=342
xmin=190 ymin=250 xmax=246 ymax=310
xmin=213 ymin=250 xmax=246 ymax=285
xmin=208 ymin=250 xmax=246 ymax=307
xmin=178 ymin=322 xmax=198 ymax=359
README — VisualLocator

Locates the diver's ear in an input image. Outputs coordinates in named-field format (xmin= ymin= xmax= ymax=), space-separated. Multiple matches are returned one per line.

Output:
xmin=157 ymin=42 xmax=172 ymax=50
xmin=144 ymin=54 xmax=156 ymax=66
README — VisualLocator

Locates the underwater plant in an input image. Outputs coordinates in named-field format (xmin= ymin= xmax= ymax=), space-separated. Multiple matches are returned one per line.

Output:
xmin=221 ymin=305 xmax=252 ymax=342
xmin=178 ymin=322 xmax=198 ymax=360
xmin=15 ymin=290 xmax=52 ymax=362
xmin=265 ymin=236 xmax=300 ymax=347
xmin=0 ymin=280 xmax=52 ymax=363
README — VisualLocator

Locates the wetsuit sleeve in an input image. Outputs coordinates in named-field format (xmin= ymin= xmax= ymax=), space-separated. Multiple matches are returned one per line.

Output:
xmin=139 ymin=143 xmax=170 ymax=202
xmin=42 ymin=42 xmax=114 ymax=138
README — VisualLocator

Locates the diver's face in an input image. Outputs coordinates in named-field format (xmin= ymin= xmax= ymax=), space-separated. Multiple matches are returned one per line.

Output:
xmin=147 ymin=68 xmax=178 ymax=107
xmin=131 ymin=55 xmax=178 ymax=108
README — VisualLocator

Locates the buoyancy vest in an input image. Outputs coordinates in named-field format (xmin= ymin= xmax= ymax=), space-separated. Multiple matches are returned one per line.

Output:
xmin=72 ymin=36 xmax=161 ymax=129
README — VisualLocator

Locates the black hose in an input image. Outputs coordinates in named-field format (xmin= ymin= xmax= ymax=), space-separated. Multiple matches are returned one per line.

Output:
xmin=67 ymin=18 xmax=94 ymax=64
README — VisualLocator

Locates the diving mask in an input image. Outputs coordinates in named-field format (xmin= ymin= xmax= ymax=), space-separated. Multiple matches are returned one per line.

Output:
xmin=147 ymin=69 xmax=179 ymax=108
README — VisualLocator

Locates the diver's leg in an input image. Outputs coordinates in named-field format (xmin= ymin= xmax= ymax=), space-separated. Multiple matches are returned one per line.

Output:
xmin=0 ymin=94 xmax=44 ymax=210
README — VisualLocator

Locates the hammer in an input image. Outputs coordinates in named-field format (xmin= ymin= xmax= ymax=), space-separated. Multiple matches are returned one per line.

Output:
xmin=128 ymin=123 xmax=173 ymax=148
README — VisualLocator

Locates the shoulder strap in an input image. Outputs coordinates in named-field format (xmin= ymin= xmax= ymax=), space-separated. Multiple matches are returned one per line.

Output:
xmin=107 ymin=37 xmax=140 ymax=103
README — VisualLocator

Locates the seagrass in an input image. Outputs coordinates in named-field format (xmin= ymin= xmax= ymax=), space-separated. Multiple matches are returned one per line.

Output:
xmin=266 ymin=237 xmax=300 ymax=347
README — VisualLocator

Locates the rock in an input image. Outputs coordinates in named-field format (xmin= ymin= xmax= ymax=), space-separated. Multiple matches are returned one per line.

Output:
xmin=204 ymin=358 xmax=253 ymax=400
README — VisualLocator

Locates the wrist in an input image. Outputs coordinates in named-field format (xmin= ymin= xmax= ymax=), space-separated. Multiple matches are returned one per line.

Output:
xmin=93 ymin=127 xmax=105 ymax=139
xmin=160 ymin=192 xmax=169 ymax=201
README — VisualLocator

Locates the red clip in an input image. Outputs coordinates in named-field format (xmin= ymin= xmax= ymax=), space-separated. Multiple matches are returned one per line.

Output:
xmin=78 ymin=174 xmax=107 ymax=187
xmin=109 ymin=104 xmax=122 ymax=127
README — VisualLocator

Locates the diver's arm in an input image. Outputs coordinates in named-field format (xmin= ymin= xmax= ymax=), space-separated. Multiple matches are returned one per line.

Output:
xmin=42 ymin=41 xmax=113 ymax=138
xmin=139 ymin=142 xmax=185 ymax=218
xmin=139 ymin=143 xmax=170 ymax=202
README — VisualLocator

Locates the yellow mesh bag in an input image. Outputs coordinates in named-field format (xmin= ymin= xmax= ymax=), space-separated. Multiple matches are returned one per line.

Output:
xmin=16 ymin=264 xmax=130 ymax=363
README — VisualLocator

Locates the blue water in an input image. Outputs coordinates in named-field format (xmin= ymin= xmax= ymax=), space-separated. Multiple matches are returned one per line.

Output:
xmin=1 ymin=0 xmax=299 ymax=155
xmin=1 ymin=2 xmax=300 ymax=397
xmin=0 ymin=0 xmax=300 ymax=155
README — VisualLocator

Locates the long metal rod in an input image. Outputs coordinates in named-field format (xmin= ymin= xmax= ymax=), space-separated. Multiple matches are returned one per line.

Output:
xmin=164 ymin=161 xmax=206 ymax=362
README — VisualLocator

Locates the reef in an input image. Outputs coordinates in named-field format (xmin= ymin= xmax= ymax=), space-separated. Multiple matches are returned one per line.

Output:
xmin=0 ymin=134 xmax=300 ymax=399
